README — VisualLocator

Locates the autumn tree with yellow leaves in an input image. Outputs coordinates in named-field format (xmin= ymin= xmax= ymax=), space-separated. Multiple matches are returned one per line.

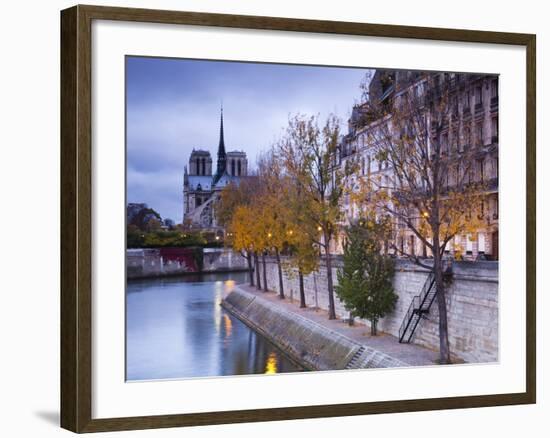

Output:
xmin=216 ymin=177 xmax=263 ymax=287
xmin=277 ymin=114 xmax=357 ymax=319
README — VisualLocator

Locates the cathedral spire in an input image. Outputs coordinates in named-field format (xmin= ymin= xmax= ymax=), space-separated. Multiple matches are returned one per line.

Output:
xmin=214 ymin=104 xmax=227 ymax=184
xmin=218 ymin=103 xmax=226 ymax=158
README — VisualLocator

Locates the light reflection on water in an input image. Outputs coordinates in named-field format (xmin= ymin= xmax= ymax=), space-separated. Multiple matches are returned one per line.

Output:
xmin=126 ymin=272 xmax=301 ymax=381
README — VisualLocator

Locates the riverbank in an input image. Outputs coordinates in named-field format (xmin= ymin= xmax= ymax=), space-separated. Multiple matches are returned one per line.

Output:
xmin=127 ymin=247 xmax=250 ymax=279
xmin=260 ymin=257 xmax=498 ymax=364
xmin=222 ymin=285 xmax=439 ymax=371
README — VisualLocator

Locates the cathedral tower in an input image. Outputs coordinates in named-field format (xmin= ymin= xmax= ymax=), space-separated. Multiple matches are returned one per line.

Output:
xmin=214 ymin=106 xmax=227 ymax=184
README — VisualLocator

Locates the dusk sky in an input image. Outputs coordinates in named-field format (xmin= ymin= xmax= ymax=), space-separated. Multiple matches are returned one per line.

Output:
xmin=126 ymin=56 xmax=372 ymax=222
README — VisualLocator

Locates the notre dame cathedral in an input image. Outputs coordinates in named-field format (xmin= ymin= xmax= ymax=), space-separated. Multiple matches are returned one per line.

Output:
xmin=183 ymin=107 xmax=248 ymax=229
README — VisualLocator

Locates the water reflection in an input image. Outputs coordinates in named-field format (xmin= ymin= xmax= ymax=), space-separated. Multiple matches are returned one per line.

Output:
xmin=126 ymin=272 xmax=301 ymax=380
xmin=265 ymin=352 xmax=278 ymax=374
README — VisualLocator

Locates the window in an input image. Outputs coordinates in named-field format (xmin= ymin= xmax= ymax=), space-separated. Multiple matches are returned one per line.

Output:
xmin=452 ymin=129 xmax=458 ymax=152
xmin=462 ymin=92 xmax=470 ymax=108
xmin=464 ymin=127 xmax=471 ymax=149
xmin=238 ymin=160 xmax=242 ymax=176
xmin=231 ymin=159 xmax=235 ymax=176
xmin=476 ymin=123 xmax=483 ymax=146
xmin=475 ymin=86 xmax=482 ymax=105
xmin=479 ymin=159 xmax=485 ymax=182
xmin=466 ymin=235 xmax=473 ymax=252
xmin=442 ymin=133 xmax=449 ymax=154
xmin=491 ymin=117 xmax=498 ymax=141
xmin=478 ymin=233 xmax=486 ymax=252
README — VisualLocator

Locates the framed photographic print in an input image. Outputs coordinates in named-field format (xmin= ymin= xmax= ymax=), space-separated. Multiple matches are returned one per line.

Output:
xmin=60 ymin=4 xmax=536 ymax=433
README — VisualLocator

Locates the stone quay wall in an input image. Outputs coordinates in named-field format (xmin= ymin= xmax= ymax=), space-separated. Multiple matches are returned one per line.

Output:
xmin=127 ymin=248 xmax=249 ymax=279
xmin=258 ymin=257 xmax=498 ymax=364
xmin=222 ymin=287 xmax=407 ymax=371
xmin=202 ymin=248 xmax=249 ymax=272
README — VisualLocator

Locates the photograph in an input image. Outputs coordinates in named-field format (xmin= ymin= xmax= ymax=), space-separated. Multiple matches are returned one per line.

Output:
xmin=125 ymin=57 xmax=499 ymax=381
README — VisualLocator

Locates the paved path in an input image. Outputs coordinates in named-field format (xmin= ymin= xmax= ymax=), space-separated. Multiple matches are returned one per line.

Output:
xmin=235 ymin=284 xmax=439 ymax=367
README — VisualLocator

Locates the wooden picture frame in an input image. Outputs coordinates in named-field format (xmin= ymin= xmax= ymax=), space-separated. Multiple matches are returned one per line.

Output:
xmin=60 ymin=4 xmax=536 ymax=433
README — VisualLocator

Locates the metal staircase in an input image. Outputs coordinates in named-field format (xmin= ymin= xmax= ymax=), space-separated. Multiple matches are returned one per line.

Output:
xmin=398 ymin=271 xmax=437 ymax=343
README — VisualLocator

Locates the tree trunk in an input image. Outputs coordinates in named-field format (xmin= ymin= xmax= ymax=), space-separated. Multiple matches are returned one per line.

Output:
xmin=262 ymin=252 xmax=268 ymax=291
xmin=371 ymin=318 xmax=377 ymax=336
xmin=348 ymin=311 xmax=354 ymax=326
xmin=298 ymin=269 xmax=306 ymax=308
xmin=254 ymin=252 xmax=261 ymax=290
xmin=433 ymin=236 xmax=451 ymax=364
xmin=247 ymin=251 xmax=254 ymax=287
xmin=275 ymin=248 xmax=285 ymax=299
xmin=324 ymin=241 xmax=337 ymax=320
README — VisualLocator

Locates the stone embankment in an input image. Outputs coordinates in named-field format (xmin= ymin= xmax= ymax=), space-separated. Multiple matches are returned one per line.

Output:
xmin=127 ymin=248 xmax=249 ymax=279
xmin=260 ymin=258 xmax=498 ymax=364
xmin=221 ymin=286 xmax=436 ymax=371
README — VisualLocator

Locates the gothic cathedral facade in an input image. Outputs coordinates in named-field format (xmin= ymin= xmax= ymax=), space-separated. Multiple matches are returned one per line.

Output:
xmin=183 ymin=108 xmax=248 ymax=229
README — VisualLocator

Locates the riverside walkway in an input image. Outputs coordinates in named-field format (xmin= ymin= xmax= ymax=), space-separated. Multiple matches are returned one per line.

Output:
xmin=230 ymin=284 xmax=440 ymax=367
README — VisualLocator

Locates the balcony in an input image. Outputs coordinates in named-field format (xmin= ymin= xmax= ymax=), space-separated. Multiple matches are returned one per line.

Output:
xmin=474 ymin=102 xmax=483 ymax=114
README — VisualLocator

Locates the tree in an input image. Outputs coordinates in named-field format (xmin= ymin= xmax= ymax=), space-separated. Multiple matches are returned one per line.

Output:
xmin=215 ymin=178 xmax=260 ymax=227
xmin=248 ymin=149 xmax=296 ymax=299
xmin=126 ymin=224 xmax=144 ymax=248
xmin=229 ymin=205 xmax=257 ymax=287
xmin=129 ymin=207 xmax=162 ymax=231
xmin=336 ymin=218 xmax=397 ymax=334
xmin=216 ymin=178 xmax=262 ymax=287
xmin=280 ymin=168 xmax=320 ymax=308
xmin=277 ymin=114 xmax=356 ymax=319
xmin=353 ymin=71 xmax=486 ymax=362
xmin=288 ymin=232 xmax=319 ymax=308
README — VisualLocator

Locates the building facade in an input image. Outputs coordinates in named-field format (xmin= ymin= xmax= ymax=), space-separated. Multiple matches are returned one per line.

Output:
xmin=183 ymin=108 xmax=248 ymax=229
xmin=337 ymin=70 xmax=499 ymax=260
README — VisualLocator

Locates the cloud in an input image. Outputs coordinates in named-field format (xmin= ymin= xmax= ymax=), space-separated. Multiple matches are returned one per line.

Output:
xmin=126 ymin=57 xmax=370 ymax=222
